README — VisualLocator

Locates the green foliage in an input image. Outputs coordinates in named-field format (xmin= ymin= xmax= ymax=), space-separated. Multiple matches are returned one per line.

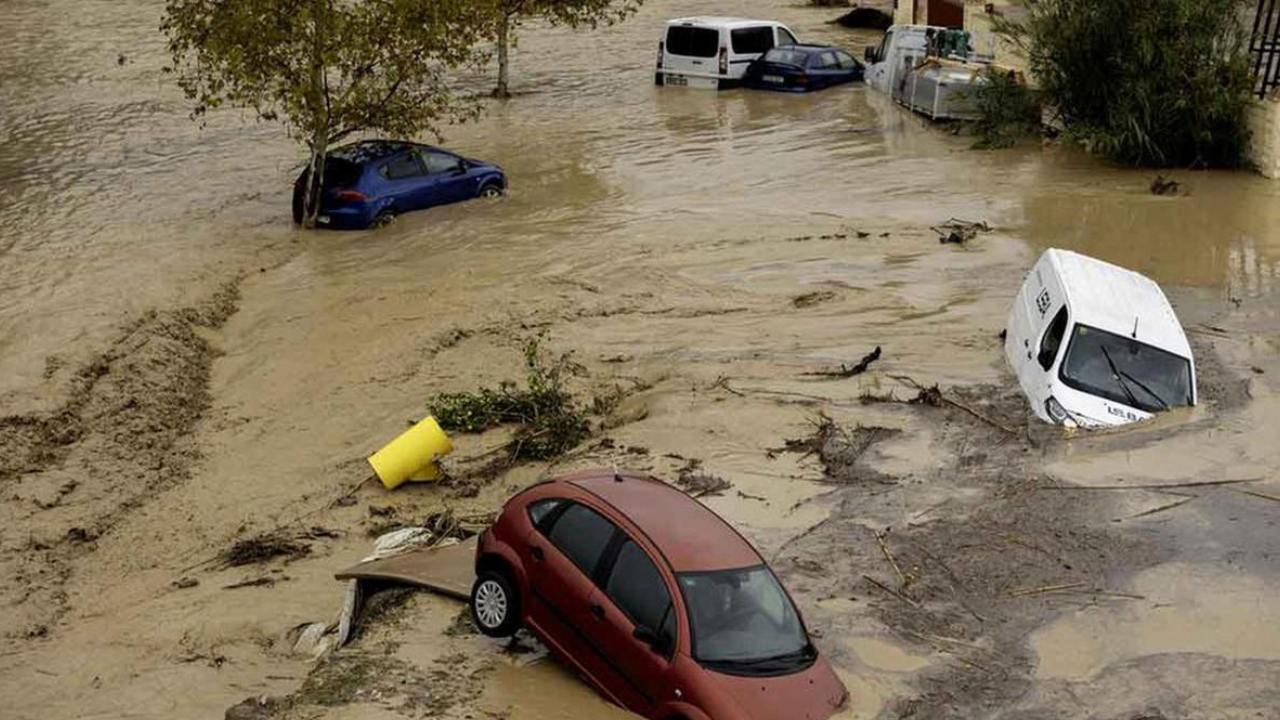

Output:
xmin=971 ymin=68 xmax=1040 ymax=149
xmin=430 ymin=337 xmax=590 ymax=460
xmin=161 ymin=0 xmax=490 ymax=225
xmin=997 ymin=0 xmax=1254 ymax=167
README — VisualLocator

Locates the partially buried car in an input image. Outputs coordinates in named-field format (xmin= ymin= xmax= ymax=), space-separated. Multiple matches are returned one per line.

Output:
xmin=742 ymin=44 xmax=864 ymax=92
xmin=470 ymin=469 xmax=849 ymax=720
xmin=291 ymin=140 xmax=505 ymax=229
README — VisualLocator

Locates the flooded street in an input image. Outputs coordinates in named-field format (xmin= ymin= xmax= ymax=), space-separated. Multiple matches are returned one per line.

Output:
xmin=2 ymin=1 xmax=1279 ymax=719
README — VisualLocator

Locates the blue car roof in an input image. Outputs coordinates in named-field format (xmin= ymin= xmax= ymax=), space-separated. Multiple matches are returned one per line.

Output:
xmin=774 ymin=43 xmax=841 ymax=53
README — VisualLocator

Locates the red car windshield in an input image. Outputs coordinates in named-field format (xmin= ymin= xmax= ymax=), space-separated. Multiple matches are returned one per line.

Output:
xmin=679 ymin=566 xmax=812 ymax=673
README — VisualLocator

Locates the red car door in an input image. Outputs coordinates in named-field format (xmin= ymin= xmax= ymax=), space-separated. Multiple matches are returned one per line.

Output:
xmin=587 ymin=536 xmax=681 ymax=716
xmin=525 ymin=502 xmax=624 ymax=702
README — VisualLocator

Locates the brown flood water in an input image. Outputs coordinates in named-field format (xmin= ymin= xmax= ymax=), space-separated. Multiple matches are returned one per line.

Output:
xmin=2 ymin=1 xmax=1280 ymax=719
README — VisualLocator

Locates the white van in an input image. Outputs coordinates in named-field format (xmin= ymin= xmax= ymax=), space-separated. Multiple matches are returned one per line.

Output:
xmin=656 ymin=17 xmax=801 ymax=89
xmin=863 ymin=24 xmax=941 ymax=95
xmin=1005 ymin=249 xmax=1197 ymax=428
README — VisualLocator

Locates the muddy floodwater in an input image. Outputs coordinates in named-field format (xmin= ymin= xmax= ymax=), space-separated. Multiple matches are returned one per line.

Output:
xmin=2 ymin=1 xmax=1279 ymax=719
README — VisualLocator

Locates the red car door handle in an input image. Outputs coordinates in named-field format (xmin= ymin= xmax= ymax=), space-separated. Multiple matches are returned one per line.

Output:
xmin=528 ymin=543 xmax=544 ymax=560
xmin=590 ymin=603 xmax=605 ymax=619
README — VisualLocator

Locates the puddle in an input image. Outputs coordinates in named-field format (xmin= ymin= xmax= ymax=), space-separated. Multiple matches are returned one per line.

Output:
xmin=847 ymin=636 xmax=933 ymax=673
xmin=1031 ymin=562 xmax=1280 ymax=680
xmin=477 ymin=658 xmax=636 ymax=720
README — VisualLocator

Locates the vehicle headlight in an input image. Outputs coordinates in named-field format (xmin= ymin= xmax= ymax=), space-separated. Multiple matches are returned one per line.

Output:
xmin=1045 ymin=396 xmax=1069 ymax=423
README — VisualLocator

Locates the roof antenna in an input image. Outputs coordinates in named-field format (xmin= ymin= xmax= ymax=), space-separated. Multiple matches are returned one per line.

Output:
xmin=613 ymin=462 xmax=623 ymax=482
xmin=1132 ymin=315 xmax=1139 ymax=339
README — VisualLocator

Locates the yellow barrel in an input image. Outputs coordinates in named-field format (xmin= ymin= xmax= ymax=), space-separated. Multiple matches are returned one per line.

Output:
xmin=367 ymin=416 xmax=453 ymax=490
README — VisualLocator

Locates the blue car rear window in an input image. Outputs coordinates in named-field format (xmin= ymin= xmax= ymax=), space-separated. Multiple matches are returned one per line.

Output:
xmin=763 ymin=48 xmax=809 ymax=66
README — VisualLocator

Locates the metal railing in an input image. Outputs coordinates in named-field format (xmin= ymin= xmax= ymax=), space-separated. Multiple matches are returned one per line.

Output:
xmin=1252 ymin=0 xmax=1280 ymax=98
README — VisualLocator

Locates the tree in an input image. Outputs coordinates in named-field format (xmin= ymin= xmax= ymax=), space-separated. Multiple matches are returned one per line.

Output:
xmin=484 ymin=0 xmax=643 ymax=98
xmin=996 ymin=0 xmax=1254 ymax=167
xmin=162 ymin=0 xmax=490 ymax=227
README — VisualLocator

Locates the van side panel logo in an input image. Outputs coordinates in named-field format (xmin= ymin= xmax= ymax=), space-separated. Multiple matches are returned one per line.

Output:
xmin=1035 ymin=289 xmax=1051 ymax=317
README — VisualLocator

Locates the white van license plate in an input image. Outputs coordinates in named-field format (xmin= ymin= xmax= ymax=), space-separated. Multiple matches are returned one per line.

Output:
xmin=763 ymin=74 xmax=784 ymax=83
xmin=667 ymin=75 xmax=688 ymax=87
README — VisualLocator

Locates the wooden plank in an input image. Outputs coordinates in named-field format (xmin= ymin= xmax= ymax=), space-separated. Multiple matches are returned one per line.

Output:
xmin=335 ymin=536 xmax=477 ymax=601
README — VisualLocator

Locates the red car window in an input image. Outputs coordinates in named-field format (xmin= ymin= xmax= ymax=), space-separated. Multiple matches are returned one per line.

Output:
xmin=604 ymin=540 xmax=675 ymax=647
xmin=546 ymin=503 xmax=616 ymax=577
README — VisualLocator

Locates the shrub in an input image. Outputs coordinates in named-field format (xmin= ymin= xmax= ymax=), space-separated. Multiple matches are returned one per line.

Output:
xmin=971 ymin=68 xmax=1041 ymax=149
xmin=430 ymin=336 xmax=589 ymax=461
xmin=998 ymin=0 xmax=1254 ymax=167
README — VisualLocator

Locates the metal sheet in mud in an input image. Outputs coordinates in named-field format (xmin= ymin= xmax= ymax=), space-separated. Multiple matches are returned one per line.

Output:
xmin=335 ymin=536 xmax=477 ymax=600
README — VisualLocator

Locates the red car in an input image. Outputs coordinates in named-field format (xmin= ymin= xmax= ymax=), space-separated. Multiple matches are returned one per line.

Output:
xmin=470 ymin=469 xmax=849 ymax=720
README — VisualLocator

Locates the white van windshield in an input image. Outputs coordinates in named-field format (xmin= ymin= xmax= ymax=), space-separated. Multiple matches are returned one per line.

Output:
xmin=1059 ymin=324 xmax=1193 ymax=412
xmin=667 ymin=26 xmax=718 ymax=58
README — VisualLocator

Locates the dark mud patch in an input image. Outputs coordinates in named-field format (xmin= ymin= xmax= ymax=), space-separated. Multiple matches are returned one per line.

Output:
xmin=222 ymin=532 xmax=311 ymax=567
xmin=792 ymin=290 xmax=838 ymax=309
xmin=0 ymin=281 xmax=242 ymax=638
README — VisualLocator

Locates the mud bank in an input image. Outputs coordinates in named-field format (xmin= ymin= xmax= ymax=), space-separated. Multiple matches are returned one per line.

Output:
xmin=0 ymin=283 xmax=241 ymax=638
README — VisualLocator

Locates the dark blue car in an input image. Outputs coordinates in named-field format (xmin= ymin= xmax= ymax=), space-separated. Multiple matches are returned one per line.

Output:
xmin=292 ymin=140 xmax=506 ymax=229
xmin=742 ymin=44 xmax=864 ymax=92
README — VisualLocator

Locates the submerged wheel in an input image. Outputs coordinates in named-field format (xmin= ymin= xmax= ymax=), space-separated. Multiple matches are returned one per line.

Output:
xmin=478 ymin=183 xmax=503 ymax=199
xmin=371 ymin=207 xmax=397 ymax=228
xmin=471 ymin=570 xmax=520 ymax=638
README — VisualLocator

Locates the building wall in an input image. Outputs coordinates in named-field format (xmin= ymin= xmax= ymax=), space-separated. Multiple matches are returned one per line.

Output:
xmin=964 ymin=0 xmax=1027 ymax=73
xmin=893 ymin=0 xmax=915 ymax=26
xmin=1248 ymin=96 xmax=1280 ymax=180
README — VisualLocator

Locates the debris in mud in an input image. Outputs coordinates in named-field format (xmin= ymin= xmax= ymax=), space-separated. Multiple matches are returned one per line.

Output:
xmin=804 ymin=346 xmax=882 ymax=378
xmin=792 ymin=290 xmax=838 ymax=309
xmin=781 ymin=415 xmax=900 ymax=485
xmin=676 ymin=459 xmax=733 ymax=498
xmin=222 ymin=532 xmax=311 ymax=567
xmin=172 ymin=576 xmax=199 ymax=590
xmin=430 ymin=335 xmax=590 ymax=462
xmin=933 ymin=218 xmax=991 ymax=245
xmin=1149 ymin=175 xmax=1181 ymax=195
xmin=223 ymin=576 xmax=285 ymax=590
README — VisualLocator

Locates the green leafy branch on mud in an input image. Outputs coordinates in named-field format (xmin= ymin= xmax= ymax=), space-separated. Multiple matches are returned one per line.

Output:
xmin=430 ymin=336 xmax=591 ymax=461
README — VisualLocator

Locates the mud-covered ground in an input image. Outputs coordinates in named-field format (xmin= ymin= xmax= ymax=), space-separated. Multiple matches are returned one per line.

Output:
xmin=3 ymin=1 xmax=1280 ymax=719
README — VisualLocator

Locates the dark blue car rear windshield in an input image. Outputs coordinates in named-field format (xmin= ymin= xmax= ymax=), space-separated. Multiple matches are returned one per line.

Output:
xmin=318 ymin=158 xmax=361 ymax=188
xmin=762 ymin=48 xmax=809 ymax=66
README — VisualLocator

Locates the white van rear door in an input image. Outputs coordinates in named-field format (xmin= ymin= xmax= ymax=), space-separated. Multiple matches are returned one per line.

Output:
xmin=663 ymin=24 xmax=720 ymax=78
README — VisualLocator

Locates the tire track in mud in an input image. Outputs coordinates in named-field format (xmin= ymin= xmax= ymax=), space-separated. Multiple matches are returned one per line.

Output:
xmin=0 ymin=282 xmax=241 ymax=638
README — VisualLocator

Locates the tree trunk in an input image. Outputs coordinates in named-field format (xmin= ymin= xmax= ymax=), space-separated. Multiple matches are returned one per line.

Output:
xmin=303 ymin=0 xmax=328 ymax=229
xmin=495 ymin=12 xmax=511 ymax=98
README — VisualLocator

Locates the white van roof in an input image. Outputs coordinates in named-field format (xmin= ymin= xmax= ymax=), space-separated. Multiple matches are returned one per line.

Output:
xmin=1046 ymin=249 xmax=1192 ymax=358
xmin=666 ymin=17 xmax=784 ymax=29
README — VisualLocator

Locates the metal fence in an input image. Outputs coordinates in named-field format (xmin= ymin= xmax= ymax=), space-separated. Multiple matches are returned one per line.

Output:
xmin=1252 ymin=0 xmax=1280 ymax=98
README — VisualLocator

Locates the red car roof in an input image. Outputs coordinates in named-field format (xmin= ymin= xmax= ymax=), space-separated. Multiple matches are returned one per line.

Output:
xmin=559 ymin=469 xmax=761 ymax=573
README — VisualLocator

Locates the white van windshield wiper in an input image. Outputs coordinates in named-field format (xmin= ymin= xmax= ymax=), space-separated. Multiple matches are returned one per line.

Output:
xmin=1100 ymin=345 xmax=1141 ymax=409
xmin=1116 ymin=368 xmax=1170 ymax=410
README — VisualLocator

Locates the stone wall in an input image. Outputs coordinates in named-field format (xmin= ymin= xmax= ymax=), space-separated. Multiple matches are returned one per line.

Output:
xmin=1248 ymin=96 xmax=1280 ymax=180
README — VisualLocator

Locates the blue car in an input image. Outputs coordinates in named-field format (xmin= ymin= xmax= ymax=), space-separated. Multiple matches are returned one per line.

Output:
xmin=742 ymin=44 xmax=864 ymax=92
xmin=291 ymin=140 xmax=506 ymax=229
